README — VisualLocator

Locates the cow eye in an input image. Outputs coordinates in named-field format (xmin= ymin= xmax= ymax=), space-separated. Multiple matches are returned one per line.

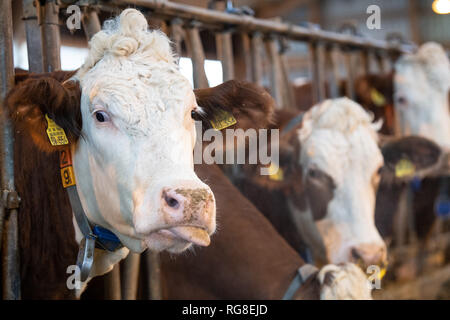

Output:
xmin=308 ymin=168 xmax=321 ymax=178
xmin=191 ymin=110 xmax=196 ymax=119
xmin=396 ymin=96 xmax=407 ymax=105
xmin=94 ymin=110 xmax=110 ymax=123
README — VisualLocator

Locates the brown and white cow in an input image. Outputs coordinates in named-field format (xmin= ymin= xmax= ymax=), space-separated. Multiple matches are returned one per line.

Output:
xmin=236 ymin=98 xmax=388 ymax=270
xmin=394 ymin=42 xmax=450 ymax=149
xmin=5 ymin=9 xmax=273 ymax=299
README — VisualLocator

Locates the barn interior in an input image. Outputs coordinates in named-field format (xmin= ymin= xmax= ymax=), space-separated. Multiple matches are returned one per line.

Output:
xmin=1 ymin=0 xmax=449 ymax=301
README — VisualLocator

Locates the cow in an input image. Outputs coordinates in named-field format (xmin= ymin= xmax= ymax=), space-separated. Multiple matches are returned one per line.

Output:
xmin=233 ymin=98 xmax=389 ymax=271
xmin=394 ymin=42 xmax=450 ymax=149
xmin=355 ymin=43 xmax=450 ymax=276
xmin=4 ymin=9 xmax=274 ymax=299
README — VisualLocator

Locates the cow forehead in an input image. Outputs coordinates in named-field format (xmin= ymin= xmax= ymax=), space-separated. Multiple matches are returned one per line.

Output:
xmin=301 ymin=129 xmax=382 ymax=181
xmin=80 ymin=62 xmax=195 ymax=135
xmin=298 ymin=98 xmax=383 ymax=182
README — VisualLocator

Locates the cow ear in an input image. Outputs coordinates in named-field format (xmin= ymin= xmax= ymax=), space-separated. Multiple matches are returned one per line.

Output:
xmin=246 ymin=128 xmax=304 ymax=194
xmin=380 ymin=136 xmax=443 ymax=181
xmin=194 ymin=80 xmax=275 ymax=132
xmin=6 ymin=74 xmax=82 ymax=153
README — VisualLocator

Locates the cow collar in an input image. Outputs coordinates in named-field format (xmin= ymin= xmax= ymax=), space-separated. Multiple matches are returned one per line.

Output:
xmin=59 ymin=146 xmax=124 ymax=280
xmin=282 ymin=264 xmax=318 ymax=300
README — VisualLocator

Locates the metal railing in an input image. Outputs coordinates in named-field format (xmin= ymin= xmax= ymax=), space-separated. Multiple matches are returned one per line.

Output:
xmin=0 ymin=0 xmax=419 ymax=300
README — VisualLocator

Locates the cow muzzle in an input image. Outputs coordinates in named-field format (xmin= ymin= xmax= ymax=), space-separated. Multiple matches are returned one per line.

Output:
xmin=349 ymin=242 xmax=388 ymax=271
xmin=144 ymin=185 xmax=216 ymax=253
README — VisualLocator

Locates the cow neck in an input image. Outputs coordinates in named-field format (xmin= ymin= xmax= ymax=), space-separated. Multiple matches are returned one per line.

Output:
xmin=59 ymin=146 xmax=123 ymax=280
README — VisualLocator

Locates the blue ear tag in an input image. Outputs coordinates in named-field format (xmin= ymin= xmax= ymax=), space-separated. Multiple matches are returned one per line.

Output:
xmin=92 ymin=226 xmax=123 ymax=251
xmin=435 ymin=196 xmax=450 ymax=219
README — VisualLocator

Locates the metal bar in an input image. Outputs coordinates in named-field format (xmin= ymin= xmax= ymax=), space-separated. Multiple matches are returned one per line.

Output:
xmin=234 ymin=32 xmax=252 ymax=82
xmin=344 ymin=49 xmax=355 ymax=100
xmin=39 ymin=0 xmax=61 ymax=72
xmin=104 ymin=264 xmax=122 ymax=300
xmin=375 ymin=52 xmax=385 ymax=74
xmin=82 ymin=8 xmax=101 ymax=41
xmin=215 ymin=30 xmax=234 ymax=82
xmin=0 ymin=0 xmax=21 ymax=300
xmin=146 ymin=251 xmax=162 ymax=300
xmin=250 ymin=32 xmax=263 ymax=86
xmin=325 ymin=45 xmax=339 ymax=99
xmin=280 ymin=53 xmax=295 ymax=109
xmin=22 ymin=0 xmax=44 ymax=73
xmin=102 ymin=0 xmax=411 ymax=55
xmin=121 ymin=252 xmax=140 ymax=300
xmin=361 ymin=50 xmax=370 ymax=75
xmin=265 ymin=35 xmax=284 ymax=109
xmin=169 ymin=18 xmax=184 ymax=58
xmin=185 ymin=24 xmax=209 ymax=89
xmin=317 ymin=42 xmax=326 ymax=101
xmin=308 ymin=41 xmax=319 ymax=105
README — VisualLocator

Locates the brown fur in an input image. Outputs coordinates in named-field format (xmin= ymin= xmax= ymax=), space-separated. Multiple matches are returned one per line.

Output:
xmin=194 ymin=80 xmax=275 ymax=132
xmin=159 ymin=163 xmax=319 ymax=299
xmin=6 ymin=71 xmax=81 ymax=299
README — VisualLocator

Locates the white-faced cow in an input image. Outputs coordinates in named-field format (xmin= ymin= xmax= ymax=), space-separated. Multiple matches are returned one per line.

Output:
xmin=236 ymin=98 xmax=388 ymax=270
xmin=6 ymin=9 xmax=275 ymax=299
xmin=394 ymin=42 xmax=450 ymax=148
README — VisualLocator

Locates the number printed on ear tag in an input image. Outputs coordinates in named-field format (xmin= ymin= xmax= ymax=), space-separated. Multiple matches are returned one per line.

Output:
xmin=395 ymin=159 xmax=415 ymax=178
xmin=209 ymin=109 xmax=237 ymax=130
xmin=46 ymin=114 xmax=69 ymax=146
xmin=61 ymin=166 xmax=76 ymax=188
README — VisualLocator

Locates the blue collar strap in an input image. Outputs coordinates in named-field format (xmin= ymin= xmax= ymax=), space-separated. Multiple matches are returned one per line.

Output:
xmin=92 ymin=225 xmax=124 ymax=251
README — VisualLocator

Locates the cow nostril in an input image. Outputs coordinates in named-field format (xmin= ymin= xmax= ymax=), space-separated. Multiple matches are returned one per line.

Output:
xmin=351 ymin=248 xmax=362 ymax=261
xmin=164 ymin=193 xmax=180 ymax=209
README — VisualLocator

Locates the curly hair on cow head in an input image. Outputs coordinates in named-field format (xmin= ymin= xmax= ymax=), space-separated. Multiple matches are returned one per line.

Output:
xmin=76 ymin=8 xmax=176 ymax=80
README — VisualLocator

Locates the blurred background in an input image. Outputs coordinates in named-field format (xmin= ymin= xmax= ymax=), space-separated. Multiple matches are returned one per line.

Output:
xmin=11 ymin=0 xmax=450 ymax=87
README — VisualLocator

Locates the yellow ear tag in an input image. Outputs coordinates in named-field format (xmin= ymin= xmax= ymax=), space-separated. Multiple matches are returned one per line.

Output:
xmin=45 ymin=114 xmax=69 ymax=146
xmin=378 ymin=268 xmax=387 ymax=280
xmin=209 ymin=109 xmax=237 ymax=130
xmin=268 ymin=163 xmax=284 ymax=181
xmin=395 ymin=159 xmax=416 ymax=178
xmin=370 ymin=88 xmax=386 ymax=107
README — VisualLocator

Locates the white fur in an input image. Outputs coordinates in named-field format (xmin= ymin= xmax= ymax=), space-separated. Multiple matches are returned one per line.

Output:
xmin=70 ymin=9 xmax=215 ymax=290
xmin=318 ymin=263 xmax=373 ymax=300
xmin=394 ymin=42 xmax=450 ymax=148
xmin=297 ymin=98 xmax=386 ymax=265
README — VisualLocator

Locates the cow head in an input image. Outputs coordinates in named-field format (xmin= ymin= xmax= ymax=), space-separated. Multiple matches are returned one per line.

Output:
xmin=394 ymin=42 xmax=450 ymax=148
xmin=295 ymin=98 xmax=387 ymax=269
xmin=7 ymin=9 xmax=219 ymax=254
